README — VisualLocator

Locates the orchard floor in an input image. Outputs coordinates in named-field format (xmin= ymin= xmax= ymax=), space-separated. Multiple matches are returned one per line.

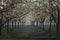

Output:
xmin=0 ymin=25 xmax=58 ymax=40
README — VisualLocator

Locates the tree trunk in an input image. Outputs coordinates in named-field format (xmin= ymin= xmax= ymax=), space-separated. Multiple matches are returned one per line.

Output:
xmin=0 ymin=24 xmax=2 ymax=35
xmin=42 ymin=22 xmax=44 ymax=31
xmin=12 ymin=21 xmax=14 ymax=31
xmin=0 ymin=13 xmax=3 ymax=36
xmin=0 ymin=19 xmax=3 ymax=35
xmin=48 ymin=17 xmax=52 ymax=32
xmin=56 ymin=5 xmax=60 ymax=38
xmin=18 ymin=22 xmax=19 ymax=29
xmin=36 ymin=21 xmax=38 ymax=27
xmin=15 ymin=21 xmax=16 ymax=29
xmin=7 ymin=20 xmax=9 ymax=32
xmin=36 ymin=21 xmax=38 ymax=29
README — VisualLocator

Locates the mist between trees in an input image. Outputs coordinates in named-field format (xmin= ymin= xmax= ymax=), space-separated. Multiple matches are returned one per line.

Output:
xmin=0 ymin=0 xmax=60 ymax=38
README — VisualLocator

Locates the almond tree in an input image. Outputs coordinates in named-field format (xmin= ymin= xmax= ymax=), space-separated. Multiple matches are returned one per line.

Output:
xmin=0 ymin=0 xmax=17 ymax=35
xmin=49 ymin=0 xmax=60 ymax=38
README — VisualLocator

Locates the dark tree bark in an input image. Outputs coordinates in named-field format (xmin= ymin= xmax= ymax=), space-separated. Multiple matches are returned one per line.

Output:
xmin=7 ymin=20 xmax=9 ymax=32
xmin=41 ymin=18 xmax=45 ymax=31
xmin=42 ymin=22 xmax=44 ymax=31
xmin=36 ymin=21 xmax=38 ymax=27
xmin=56 ymin=4 xmax=60 ymax=38
xmin=0 ymin=23 xmax=2 ymax=35
xmin=0 ymin=13 xmax=3 ymax=35
xmin=48 ymin=17 xmax=52 ymax=32
xmin=12 ymin=21 xmax=14 ymax=31
xmin=18 ymin=22 xmax=19 ymax=29
xmin=15 ymin=21 xmax=16 ymax=29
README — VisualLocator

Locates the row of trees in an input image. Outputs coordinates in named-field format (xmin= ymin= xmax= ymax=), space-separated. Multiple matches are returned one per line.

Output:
xmin=0 ymin=0 xmax=21 ymax=35
xmin=0 ymin=0 xmax=60 ymax=38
